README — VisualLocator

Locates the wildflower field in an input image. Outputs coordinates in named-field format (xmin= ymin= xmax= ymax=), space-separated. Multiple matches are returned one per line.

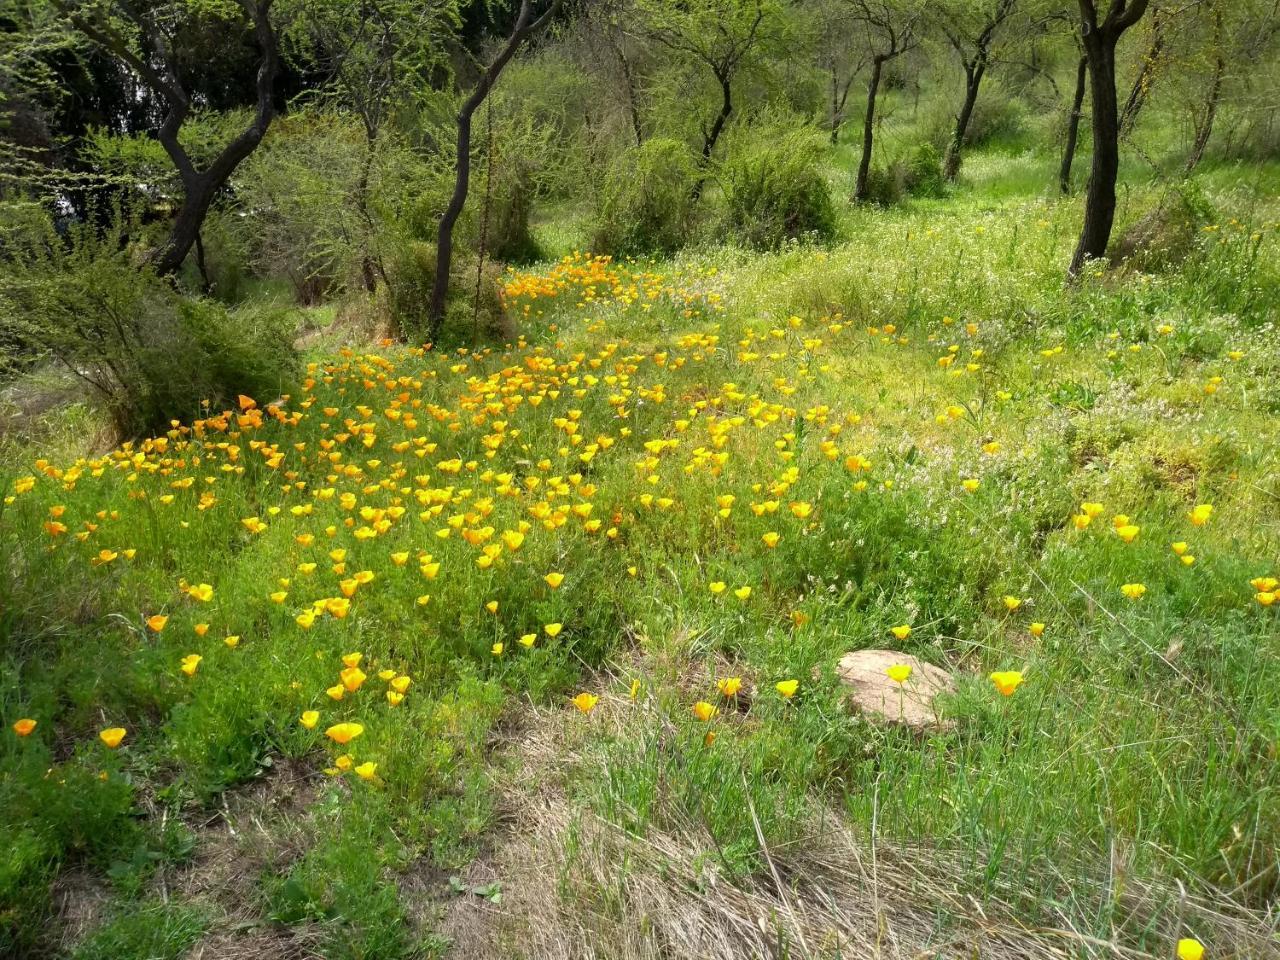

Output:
xmin=3 ymin=160 xmax=1280 ymax=959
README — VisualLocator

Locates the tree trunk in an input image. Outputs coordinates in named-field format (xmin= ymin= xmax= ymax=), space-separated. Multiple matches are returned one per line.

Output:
xmin=1184 ymin=12 xmax=1224 ymax=175
xmin=944 ymin=61 xmax=986 ymax=181
xmin=428 ymin=0 xmax=561 ymax=342
xmin=854 ymin=57 xmax=884 ymax=202
xmin=607 ymin=27 xmax=643 ymax=146
xmin=1060 ymin=55 xmax=1088 ymax=194
xmin=830 ymin=65 xmax=841 ymax=145
xmin=356 ymin=129 xmax=380 ymax=293
xmin=154 ymin=174 xmax=220 ymax=277
xmin=1120 ymin=8 xmax=1163 ymax=136
xmin=691 ymin=73 xmax=732 ymax=200
xmin=194 ymin=229 xmax=211 ymax=294
xmin=1070 ymin=35 xmax=1120 ymax=278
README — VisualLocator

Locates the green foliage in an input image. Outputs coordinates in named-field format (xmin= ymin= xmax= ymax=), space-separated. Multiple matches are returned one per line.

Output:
xmin=0 ymin=213 xmax=299 ymax=437
xmin=720 ymin=127 xmax=836 ymax=249
xmin=72 ymin=900 xmax=208 ymax=960
xmin=1114 ymin=179 xmax=1218 ymax=272
xmin=592 ymin=138 xmax=699 ymax=256
xmin=384 ymin=238 xmax=507 ymax=345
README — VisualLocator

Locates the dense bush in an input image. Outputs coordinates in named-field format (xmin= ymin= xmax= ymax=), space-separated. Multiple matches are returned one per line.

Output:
xmin=862 ymin=143 xmax=948 ymax=205
xmin=592 ymin=138 xmax=699 ymax=256
xmin=384 ymin=238 xmax=508 ymax=345
xmin=0 ymin=216 xmax=299 ymax=438
xmin=1114 ymin=179 xmax=1218 ymax=272
xmin=720 ymin=128 xmax=837 ymax=249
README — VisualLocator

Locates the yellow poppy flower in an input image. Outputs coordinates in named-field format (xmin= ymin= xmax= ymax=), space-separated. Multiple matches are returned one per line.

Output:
xmin=545 ymin=622 xmax=563 ymax=637
xmin=544 ymin=572 xmax=565 ymax=589
xmin=692 ymin=701 xmax=718 ymax=722
xmin=386 ymin=690 xmax=404 ymax=706
xmin=99 ymin=727 xmax=127 ymax=748
xmin=519 ymin=633 xmax=537 ymax=648
xmin=761 ymin=531 xmax=780 ymax=548
xmin=491 ymin=642 xmax=504 ymax=656
xmin=12 ymin=718 xmax=37 ymax=737
xmin=1002 ymin=596 xmax=1021 ymax=611
xmin=709 ymin=581 xmax=727 ymax=595
xmin=717 ymin=677 xmax=742 ymax=697
xmin=224 ymin=635 xmax=240 ymax=648
xmin=1176 ymin=939 xmax=1204 ymax=960
xmin=571 ymin=692 xmax=599 ymax=714
xmin=989 ymin=671 xmax=1024 ymax=697
xmin=324 ymin=722 xmax=364 ymax=745
xmin=1029 ymin=622 xmax=1045 ymax=637
xmin=885 ymin=664 xmax=912 ymax=684
xmin=1115 ymin=524 xmax=1140 ymax=544
xmin=890 ymin=624 xmax=911 ymax=640
xmin=180 ymin=654 xmax=202 ymax=677
xmin=1188 ymin=504 xmax=1213 ymax=526
xmin=326 ymin=684 xmax=345 ymax=701
xmin=390 ymin=675 xmax=412 ymax=693
xmin=1121 ymin=583 xmax=1147 ymax=600
xmin=146 ymin=615 xmax=169 ymax=633
xmin=300 ymin=711 xmax=320 ymax=729
xmin=775 ymin=679 xmax=799 ymax=699
xmin=340 ymin=666 xmax=367 ymax=692
xmin=355 ymin=761 xmax=378 ymax=781
xmin=734 ymin=586 xmax=751 ymax=600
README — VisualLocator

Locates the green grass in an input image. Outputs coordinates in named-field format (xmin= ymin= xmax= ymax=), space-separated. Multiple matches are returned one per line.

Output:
xmin=2 ymin=145 xmax=1278 ymax=957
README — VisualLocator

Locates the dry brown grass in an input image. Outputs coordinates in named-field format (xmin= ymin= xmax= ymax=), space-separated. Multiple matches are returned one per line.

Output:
xmin=439 ymin=681 xmax=1280 ymax=960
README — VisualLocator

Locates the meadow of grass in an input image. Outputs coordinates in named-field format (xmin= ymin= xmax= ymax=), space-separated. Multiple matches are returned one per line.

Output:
xmin=2 ymin=144 xmax=1279 ymax=959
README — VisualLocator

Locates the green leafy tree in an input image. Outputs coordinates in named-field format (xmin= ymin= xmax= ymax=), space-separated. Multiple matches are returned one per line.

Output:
xmin=47 ymin=0 xmax=283 ymax=276
xmin=633 ymin=0 xmax=779 ymax=195
xmin=1069 ymin=0 xmax=1151 ymax=279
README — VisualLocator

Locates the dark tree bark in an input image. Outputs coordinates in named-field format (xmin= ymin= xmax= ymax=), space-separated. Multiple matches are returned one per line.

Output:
xmin=1119 ymin=5 xmax=1164 ymax=136
xmin=944 ymin=62 xmax=986 ymax=180
xmin=1069 ymin=0 xmax=1151 ymax=280
xmin=52 ymin=0 xmax=280 ymax=278
xmin=690 ymin=73 xmax=732 ymax=199
xmin=642 ymin=0 xmax=765 ymax=199
xmin=851 ymin=1 xmax=920 ymax=203
xmin=941 ymin=0 xmax=1018 ymax=181
xmin=428 ymin=0 xmax=562 ymax=342
xmin=1184 ymin=7 xmax=1225 ymax=175
xmin=854 ymin=57 xmax=885 ymax=201
xmin=1060 ymin=54 xmax=1089 ymax=193
xmin=608 ymin=30 xmax=644 ymax=146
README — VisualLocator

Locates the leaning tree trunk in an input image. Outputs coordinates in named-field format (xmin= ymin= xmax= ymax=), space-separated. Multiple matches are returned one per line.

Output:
xmin=691 ymin=73 xmax=733 ymax=200
xmin=1069 ymin=35 xmax=1120 ymax=278
xmin=1120 ymin=8 xmax=1163 ymax=136
xmin=1059 ymin=55 xmax=1088 ymax=194
xmin=944 ymin=61 xmax=986 ymax=181
xmin=854 ymin=56 xmax=885 ymax=202
xmin=1184 ymin=12 xmax=1225 ymax=175
xmin=428 ymin=0 xmax=561 ymax=342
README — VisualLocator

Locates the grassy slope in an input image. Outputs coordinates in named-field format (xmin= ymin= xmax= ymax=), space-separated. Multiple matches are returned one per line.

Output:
xmin=2 ymin=143 xmax=1279 ymax=959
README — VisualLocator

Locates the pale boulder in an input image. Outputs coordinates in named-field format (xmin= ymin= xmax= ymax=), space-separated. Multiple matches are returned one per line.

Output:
xmin=835 ymin=650 xmax=955 ymax=731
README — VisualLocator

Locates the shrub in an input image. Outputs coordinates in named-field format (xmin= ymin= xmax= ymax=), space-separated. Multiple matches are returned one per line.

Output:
xmin=592 ymin=138 xmax=698 ymax=256
xmin=904 ymin=143 xmax=946 ymax=198
xmin=383 ymin=238 xmax=509 ymax=345
xmin=861 ymin=144 xmax=947 ymax=206
xmin=1114 ymin=179 xmax=1217 ymax=272
xmin=720 ymin=128 xmax=837 ymax=250
xmin=0 ymin=214 xmax=299 ymax=438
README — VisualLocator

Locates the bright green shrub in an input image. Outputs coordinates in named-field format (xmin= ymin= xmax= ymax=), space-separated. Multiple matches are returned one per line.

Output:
xmin=720 ymin=129 xmax=837 ymax=249
xmin=592 ymin=138 xmax=698 ymax=256
xmin=0 ymin=215 xmax=299 ymax=438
